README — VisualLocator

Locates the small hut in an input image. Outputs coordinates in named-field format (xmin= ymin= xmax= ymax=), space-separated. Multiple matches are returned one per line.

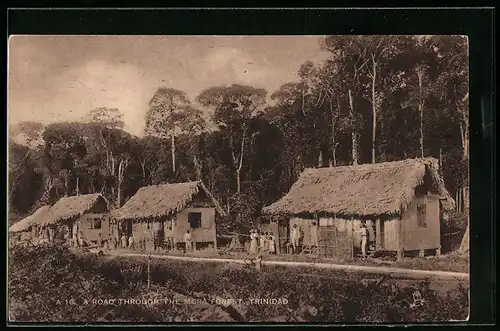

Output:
xmin=111 ymin=181 xmax=225 ymax=251
xmin=9 ymin=206 xmax=51 ymax=243
xmin=262 ymin=158 xmax=456 ymax=258
xmin=39 ymin=193 xmax=109 ymax=245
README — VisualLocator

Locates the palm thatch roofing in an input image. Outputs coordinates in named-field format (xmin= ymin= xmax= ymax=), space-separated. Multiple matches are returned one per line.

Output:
xmin=9 ymin=206 xmax=51 ymax=233
xmin=112 ymin=181 xmax=226 ymax=221
xmin=40 ymin=193 xmax=108 ymax=227
xmin=262 ymin=157 xmax=455 ymax=217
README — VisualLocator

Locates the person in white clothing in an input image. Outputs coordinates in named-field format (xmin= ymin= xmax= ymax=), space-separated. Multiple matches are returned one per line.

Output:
xmin=268 ymin=233 xmax=276 ymax=254
xmin=291 ymin=224 xmax=300 ymax=254
xmin=248 ymin=229 xmax=258 ymax=254
xmin=184 ymin=230 xmax=193 ymax=252
xmin=310 ymin=221 xmax=319 ymax=248
xmin=259 ymin=231 xmax=267 ymax=252
xmin=128 ymin=235 xmax=134 ymax=250
xmin=359 ymin=222 xmax=368 ymax=258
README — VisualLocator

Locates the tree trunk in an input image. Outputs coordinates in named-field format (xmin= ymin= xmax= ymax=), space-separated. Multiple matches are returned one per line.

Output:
xmin=330 ymin=99 xmax=338 ymax=167
xmin=439 ymin=148 xmax=443 ymax=169
xmin=418 ymin=68 xmax=425 ymax=158
xmin=317 ymin=150 xmax=323 ymax=168
xmin=348 ymin=89 xmax=359 ymax=165
xmin=76 ymin=177 xmax=79 ymax=196
xmin=141 ymin=160 xmax=147 ymax=185
xmin=64 ymin=173 xmax=68 ymax=197
xmin=171 ymin=133 xmax=176 ymax=174
xmin=117 ymin=159 xmax=128 ymax=208
xmin=117 ymin=166 xmax=122 ymax=208
xmin=236 ymin=170 xmax=241 ymax=194
xmin=236 ymin=128 xmax=247 ymax=194
xmin=371 ymin=55 xmax=377 ymax=164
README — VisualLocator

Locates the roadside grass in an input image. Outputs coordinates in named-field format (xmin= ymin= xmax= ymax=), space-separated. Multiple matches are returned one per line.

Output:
xmin=8 ymin=243 xmax=469 ymax=323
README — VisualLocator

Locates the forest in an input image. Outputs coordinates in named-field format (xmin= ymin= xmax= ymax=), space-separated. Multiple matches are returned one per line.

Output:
xmin=8 ymin=35 xmax=469 ymax=234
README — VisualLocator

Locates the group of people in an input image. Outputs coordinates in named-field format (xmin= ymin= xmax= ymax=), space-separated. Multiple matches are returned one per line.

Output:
xmin=287 ymin=222 xmax=319 ymax=254
xmin=248 ymin=229 xmax=276 ymax=255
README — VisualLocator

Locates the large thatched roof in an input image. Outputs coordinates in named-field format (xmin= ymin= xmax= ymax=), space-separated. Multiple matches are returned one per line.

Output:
xmin=112 ymin=181 xmax=225 ymax=221
xmin=40 ymin=194 xmax=107 ymax=227
xmin=262 ymin=157 xmax=455 ymax=217
xmin=9 ymin=206 xmax=50 ymax=233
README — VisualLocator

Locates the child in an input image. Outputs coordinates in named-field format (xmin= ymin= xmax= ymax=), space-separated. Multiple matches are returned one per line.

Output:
xmin=121 ymin=233 xmax=127 ymax=248
xmin=128 ymin=235 xmax=134 ymax=250
xmin=269 ymin=232 xmax=276 ymax=254
xmin=259 ymin=231 xmax=267 ymax=252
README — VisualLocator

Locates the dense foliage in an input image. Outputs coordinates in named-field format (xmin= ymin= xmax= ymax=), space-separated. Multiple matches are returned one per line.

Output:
xmin=8 ymin=245 xmax=468 ymax=323
xmin=8 ymin=36 xmax=469 ymax=232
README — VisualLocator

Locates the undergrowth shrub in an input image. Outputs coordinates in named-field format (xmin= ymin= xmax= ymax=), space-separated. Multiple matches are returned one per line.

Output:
xmin=8 ymin=244 xmax=469 ymax=323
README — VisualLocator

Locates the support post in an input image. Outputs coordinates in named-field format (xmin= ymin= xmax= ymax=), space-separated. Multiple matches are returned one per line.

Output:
xmin=396 ymin=217 xmax=404 ymax=261
xmin=147 ymin=254 xmax=151 ymax=289
xmin=375 ymin=218 xmax=382 ymax=250
xmin=350 ymin=217 xmax=354 ymax=259
xmin=213 ymin=217 xmax=218 ymax=253
xmin=334 ymin=213 xmax=339 ymax=258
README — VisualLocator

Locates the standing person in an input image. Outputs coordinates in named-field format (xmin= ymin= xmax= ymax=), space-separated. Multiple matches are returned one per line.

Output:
xmin=78 ymin=231 xmax=84 ymax=248
xmin=248 ymin=229 xmax=258 ymax=255
xmin=184 ymin=230 xmax=193 ymax=252
xmin=121 ymin=233 xmax=127 ymax=249
xmin=48 ymin=227 xmax=54 ymax=242
xmin=128 ymin=234 xmax=134 ymax=250
xmin=310 ymin=221 xmax=319 ymax=249
xmin=268 ymin=232 xmax=276 ymax=255
xmin=254 ymin=230 xmax=261 ymax=252
xmin=291 ymin=224 xmax=300 ymax=254
xmin=359 ymin=222 xmax=368 ymax=258
xmin=259 ymin=231 xmax=267 ymax=252
xmin=72 ymin=232 xmax=78 ymax=248
xmin=172 ymin=235 xmax=177 ymax=251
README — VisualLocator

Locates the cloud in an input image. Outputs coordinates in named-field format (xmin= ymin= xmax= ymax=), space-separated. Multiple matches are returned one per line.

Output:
xmin=10 ymin=59 xmax=157 ymax=137
xmin=8 ymin=36 xmax=330 ymax=137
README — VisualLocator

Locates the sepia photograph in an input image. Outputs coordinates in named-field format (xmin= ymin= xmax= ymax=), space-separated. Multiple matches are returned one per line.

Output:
xmin=7 ymin=35 xmax=470 ymax=323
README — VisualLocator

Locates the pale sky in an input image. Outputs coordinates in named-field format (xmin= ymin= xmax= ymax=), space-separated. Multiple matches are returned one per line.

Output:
xmin=8 ymin=35 xmax=329 ymax=137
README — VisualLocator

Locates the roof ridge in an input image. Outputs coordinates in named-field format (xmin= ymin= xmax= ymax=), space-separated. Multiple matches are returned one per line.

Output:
xmin=303 ymin=158 xmax=435 ymax=173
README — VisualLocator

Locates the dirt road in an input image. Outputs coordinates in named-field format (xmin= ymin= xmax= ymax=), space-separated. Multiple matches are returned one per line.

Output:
xmin=106 ymin=251 xmax=469 ymax=282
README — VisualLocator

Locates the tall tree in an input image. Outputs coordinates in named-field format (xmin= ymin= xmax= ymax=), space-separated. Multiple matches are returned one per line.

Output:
xmin=429 ymin=36 xmax=469 ymax=212
xmin=322 ymin=36 xmax=369 ymax=165
xmin=86 ymin=107 xmax=125 ymax=129
xmin=145 ymin=88 xmax=192 ymax=175
xmin=362 ymin=36 xmax=399 ymax=163
xmin=84 ymin=107 xmax=131 ymax=207
xmin=9 ymin=121 xmax=45 ymax=149
xmin=197 ymin=84 xmax=266 ymax=194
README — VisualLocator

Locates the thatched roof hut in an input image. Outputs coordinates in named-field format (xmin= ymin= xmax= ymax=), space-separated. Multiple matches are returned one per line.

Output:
xmin=9 ymin=206 xmax=50 ymax=233
xmin=112 ymin=181 xmax=225 ymax=221
xmin=40 ymin=193 xmax=108 ymax=227
xmin=262 ymin=157 xmax=455 ymax=218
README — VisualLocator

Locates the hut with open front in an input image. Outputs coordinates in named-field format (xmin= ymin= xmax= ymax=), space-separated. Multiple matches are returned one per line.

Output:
xmin=111 ymin=181 xmax=225 ymax=251
xmin=39 ymin=193 xmax=110 ymax=245
xmin=262 ymin=157 xmax=456 ymax=259
xmin=8 ymin=205 xmax=51 ymax=244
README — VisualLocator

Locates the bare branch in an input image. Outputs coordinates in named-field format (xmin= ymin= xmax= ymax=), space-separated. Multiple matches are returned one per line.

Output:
xmin=238 ymin=126 xmax=247 ymax=172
